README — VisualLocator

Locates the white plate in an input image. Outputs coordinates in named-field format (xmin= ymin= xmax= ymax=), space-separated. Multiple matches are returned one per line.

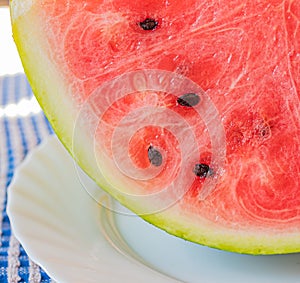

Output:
xmin=7 ymin=136 xmax=300 ymax=283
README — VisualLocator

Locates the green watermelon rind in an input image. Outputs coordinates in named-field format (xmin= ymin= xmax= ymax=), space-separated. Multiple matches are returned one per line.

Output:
xmin=10 ymin=0 xmax=300 ymax=255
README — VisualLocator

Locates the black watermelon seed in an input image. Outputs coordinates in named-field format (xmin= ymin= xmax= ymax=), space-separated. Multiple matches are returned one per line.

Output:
xmin=139 ymin=18 xmax=158 ymax=30
xmin=148 ymin=146 xmax=163 ymax=166
xmin=193 ymin=163 xmax=211 ymax=178
xmin=177 ymin=93 xmax=200 ymax=107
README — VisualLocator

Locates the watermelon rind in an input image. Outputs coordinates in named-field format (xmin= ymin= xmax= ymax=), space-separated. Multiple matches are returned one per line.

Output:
xmin=9 ymin=0 xmax=300 ymax=255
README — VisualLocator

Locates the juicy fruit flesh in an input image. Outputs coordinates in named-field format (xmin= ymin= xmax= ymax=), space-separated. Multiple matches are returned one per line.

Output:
xmin=11 ymin=0 xmax=300 ymax=254
xmin=42 ymin=0 xmax=300 ymax=224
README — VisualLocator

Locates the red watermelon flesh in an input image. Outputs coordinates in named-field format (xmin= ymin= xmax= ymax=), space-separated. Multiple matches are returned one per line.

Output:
xmin=10 ymin=0 xmax=300 ymax=254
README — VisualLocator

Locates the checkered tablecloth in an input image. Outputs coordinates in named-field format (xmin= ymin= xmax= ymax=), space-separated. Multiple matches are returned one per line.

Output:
xmin=0 ymin=74 xmax=54 ymax=282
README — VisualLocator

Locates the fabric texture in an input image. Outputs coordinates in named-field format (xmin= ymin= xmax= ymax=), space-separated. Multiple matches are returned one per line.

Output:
xmin=0 ymin=74 xmax=54 ymax=283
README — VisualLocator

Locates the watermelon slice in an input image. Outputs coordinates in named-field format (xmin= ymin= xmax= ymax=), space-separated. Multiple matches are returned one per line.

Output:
xmin=10 ymin=0 xmax=300 ymax=254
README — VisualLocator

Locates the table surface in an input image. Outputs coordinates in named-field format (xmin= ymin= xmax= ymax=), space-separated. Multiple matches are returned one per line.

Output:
xmin=0 ymin=6 xmax=55 ymax=283
xmin=0 ymin=1 xmax=8 ymax=7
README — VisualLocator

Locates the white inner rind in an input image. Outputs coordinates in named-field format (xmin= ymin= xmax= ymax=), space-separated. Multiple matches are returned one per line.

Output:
xmin=10 ymin=0 xmax=33 ymax=20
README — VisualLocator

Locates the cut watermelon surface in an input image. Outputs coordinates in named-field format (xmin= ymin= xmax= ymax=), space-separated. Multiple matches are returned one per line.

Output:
xmin=10 ymin=0 xmax=300 ymax=254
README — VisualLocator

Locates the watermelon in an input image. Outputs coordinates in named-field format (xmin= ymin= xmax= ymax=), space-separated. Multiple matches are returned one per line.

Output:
xmin=10 ymin=0 xmax=300 ymax=254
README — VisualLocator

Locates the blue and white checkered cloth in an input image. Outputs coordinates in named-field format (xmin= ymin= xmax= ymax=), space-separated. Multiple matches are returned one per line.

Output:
xmin=0 ymin=74 xmax=54 ymax=282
